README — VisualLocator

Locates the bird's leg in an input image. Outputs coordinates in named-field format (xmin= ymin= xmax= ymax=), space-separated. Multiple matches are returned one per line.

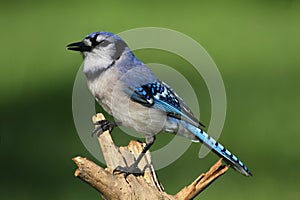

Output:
xmin=114 ymin=135 xmax=156 ymax=177
xmin=92 ymin=120 xmax=121 ymax=137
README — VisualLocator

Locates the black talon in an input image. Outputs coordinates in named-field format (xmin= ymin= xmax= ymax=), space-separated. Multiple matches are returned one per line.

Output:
xmin=113 ymin=164 xmax=143 ymax=177
xmin=113 ymin=135 xmax=156 ymax=178
xmin=92 ymin=120 xmax=117 ymax=137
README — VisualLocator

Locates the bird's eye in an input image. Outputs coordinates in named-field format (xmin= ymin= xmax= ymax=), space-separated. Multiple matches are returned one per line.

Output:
xmin=99 ymin=40 xmax=111 ymax=47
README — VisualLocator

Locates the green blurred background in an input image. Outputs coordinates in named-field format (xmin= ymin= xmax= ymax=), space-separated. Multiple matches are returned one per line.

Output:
xmin=1 ymin=0 xmax=300 ymax=199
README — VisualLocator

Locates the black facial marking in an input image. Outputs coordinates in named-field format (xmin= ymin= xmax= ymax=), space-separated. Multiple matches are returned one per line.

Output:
xmin=89 ymin=34 xmax=99 ymax=47
xmin=87 ymin=34 xmax=127 ymax=60
xmin=87 ymin=34 xmax=111 ymax=48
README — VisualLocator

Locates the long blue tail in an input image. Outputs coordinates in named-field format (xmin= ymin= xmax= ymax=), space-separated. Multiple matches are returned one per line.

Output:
xmin=181 ymin=121 xmax=252 ymax=176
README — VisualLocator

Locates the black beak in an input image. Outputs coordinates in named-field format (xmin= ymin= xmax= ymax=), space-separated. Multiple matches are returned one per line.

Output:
xmin=66 ymin=41 xmax=92 ymax=52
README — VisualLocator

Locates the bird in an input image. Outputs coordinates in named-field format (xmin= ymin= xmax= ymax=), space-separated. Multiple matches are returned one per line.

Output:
xmin=67 ymin=31 xmax=252 ymax=177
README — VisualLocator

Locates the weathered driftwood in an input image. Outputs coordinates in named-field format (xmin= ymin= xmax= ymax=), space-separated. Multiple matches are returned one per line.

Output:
xmin=72 ymin=113 xmax=229 ymax=199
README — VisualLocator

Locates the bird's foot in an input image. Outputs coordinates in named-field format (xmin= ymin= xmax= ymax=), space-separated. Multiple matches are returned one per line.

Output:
xmin=113 ymin=164 xmax=143 ymax=178
xmin=92 ymin=119 xmax=115 ymax=137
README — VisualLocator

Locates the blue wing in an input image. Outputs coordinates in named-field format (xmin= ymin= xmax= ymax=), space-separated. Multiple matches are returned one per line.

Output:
xmin=130 ymin=81 xmax=205 ymax=127
xmin=129 ymin=81 xmax=252 ymax=176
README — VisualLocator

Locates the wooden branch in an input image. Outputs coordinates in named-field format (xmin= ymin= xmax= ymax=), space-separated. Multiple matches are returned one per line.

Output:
xmin=174 ymin=159 xmax=229 ymax=200
xmin=72 ymin=113 xmax=229 ymax=199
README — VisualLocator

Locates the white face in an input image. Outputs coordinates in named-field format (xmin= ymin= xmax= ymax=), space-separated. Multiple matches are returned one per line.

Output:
xmin=79 ymin=33 xmax=128 ymax=76
xmin=67 ymin=32 xmax=129 ymax=76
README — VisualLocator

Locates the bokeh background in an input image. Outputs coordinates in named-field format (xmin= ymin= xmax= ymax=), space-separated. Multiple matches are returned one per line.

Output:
xmin=1 ymin=0 xmax=300 ymax=199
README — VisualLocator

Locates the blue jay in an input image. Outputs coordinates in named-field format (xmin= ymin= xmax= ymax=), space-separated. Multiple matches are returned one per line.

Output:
xmin=67 ymin=32 xmax=252 ymax=176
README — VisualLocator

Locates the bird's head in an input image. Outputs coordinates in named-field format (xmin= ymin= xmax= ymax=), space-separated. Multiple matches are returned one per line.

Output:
xmin=67 ymin=32 xmax=132 ymax=76
xmin=67 ymin=32 xmax=128 ymax=60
